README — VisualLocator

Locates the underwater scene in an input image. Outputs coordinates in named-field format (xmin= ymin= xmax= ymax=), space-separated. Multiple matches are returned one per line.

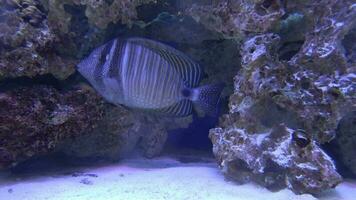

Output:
xmin=0 ymin=0 xmax=355 ymax=199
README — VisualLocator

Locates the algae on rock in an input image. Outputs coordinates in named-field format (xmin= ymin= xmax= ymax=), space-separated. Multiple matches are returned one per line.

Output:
xmin=0 ymin=85 xmax=104 ymax=169
xmin=208 ymin=0 xmax=355 ymax=195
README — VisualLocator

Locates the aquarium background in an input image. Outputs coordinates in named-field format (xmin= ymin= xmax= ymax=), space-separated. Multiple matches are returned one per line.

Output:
xmin=0 ymin=0 xmax=355 ymax=199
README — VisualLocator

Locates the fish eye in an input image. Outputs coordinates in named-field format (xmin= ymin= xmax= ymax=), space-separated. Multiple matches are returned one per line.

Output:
xmin=98 ymin=52 xmax=109 ymax=64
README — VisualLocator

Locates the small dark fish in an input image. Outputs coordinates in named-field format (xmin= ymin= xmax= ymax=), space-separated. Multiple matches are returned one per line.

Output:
xmin=78 ymin=37 xmax=223 ymax=116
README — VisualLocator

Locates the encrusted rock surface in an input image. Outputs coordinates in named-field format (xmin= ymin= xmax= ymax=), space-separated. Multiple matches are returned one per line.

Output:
xmin=0 ymin=0 xmax=76 ymax=80
xmin=209 ymin=0 xmax=355 ymax=195
xmin=0 ymin=85 xmax=104 ymax=169
xmin=56 ymin=104 xmax=141 ymax=161
xmin=0 ymin=0 xmax=155 ymax=80
xmin=185 ymin=0 xmax=285 ymax=38
xmin=210 ymin=122 xmax=342 ymax=194
xmin=48 ymin=0 xmax=156 ymax=31
xmin=0 ymin=82 xmax=191 ymax=168
xmin=232 ymin=32 xmax=355 ymax=144
xmin=57 ymin=106 xmax=192 ymax=160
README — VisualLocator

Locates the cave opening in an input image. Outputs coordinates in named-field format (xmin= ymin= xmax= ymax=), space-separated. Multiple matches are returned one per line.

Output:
xmin=162 ymin=104 xmax=222 ymax=161
xmin=322 ymin=111 xmax=356 ymax=179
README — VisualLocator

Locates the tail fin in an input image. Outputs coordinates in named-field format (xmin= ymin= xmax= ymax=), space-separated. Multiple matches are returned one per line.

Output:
xmin=192 ymin=83 xmax=225 ymax=116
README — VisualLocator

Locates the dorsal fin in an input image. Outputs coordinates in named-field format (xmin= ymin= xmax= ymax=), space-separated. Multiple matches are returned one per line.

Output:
xmin=156 ymin=99 xmax=193 ymax=117
xmin=127 ymin=38 xmax=202 ymax=87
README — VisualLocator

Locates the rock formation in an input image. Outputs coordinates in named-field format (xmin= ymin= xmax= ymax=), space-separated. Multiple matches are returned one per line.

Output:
xmin=0 ymin=85 xmax=104 ymax=169
xmin=208 ymin=0 xmax=355 ymax=195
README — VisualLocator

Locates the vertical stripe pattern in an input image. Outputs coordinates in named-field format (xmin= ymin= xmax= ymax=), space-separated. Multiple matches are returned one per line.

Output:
xmin=77 ymin=37 xmax=202 ymax=116
xmin=93 ymin=39 xmax=115 ymax=88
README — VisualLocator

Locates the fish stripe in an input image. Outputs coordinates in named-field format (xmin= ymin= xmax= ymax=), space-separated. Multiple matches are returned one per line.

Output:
xmin=103 ymin=39 xmax=118 ymax=77
xmin=142 ymin=48 xmax=154 ymax=104
xmin=94 ymin=39 xmax=115 ymax=87
xmin=157 ymin=57 xmax=168 ymax=105
xmin=127 ymin=43 xmax=138 ymax=101
xmin=158 ymin=49 xmax=183 ymax=102
xmin=124 ymin=42 xmax=132 ymax=100
xmin=151 ymin=54 xmax=161 ymax=104
xmin=127 ymin=38 xmax=201 ymax=87
xmin=140 ymin=47 xmax=150 ymax=102
xmin=160 ymin=61 xmax=170 ymax=105
xmin=121 ymin=42 xmax=132 ymax=101
xmin=108 ymin=39 xmax=123 ymax=79
xmin=137 ymin=46 xmax=147 ymax=103
xmin=158 ymin=99 xmax=192 ymax=116
xmin=132 ymin=45 xmax=142 ymax=101
xmin=142 ymin=49 xmax=152 ymax=104
xmin=135 ymin=46 xmax=145 ymax=101
xmin=148 ymin=52 xmax=159 ymax=103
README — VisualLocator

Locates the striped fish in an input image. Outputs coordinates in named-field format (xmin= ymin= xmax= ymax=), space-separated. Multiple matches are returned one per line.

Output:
xmin=77 ymin=37 xmax=224 ymax=117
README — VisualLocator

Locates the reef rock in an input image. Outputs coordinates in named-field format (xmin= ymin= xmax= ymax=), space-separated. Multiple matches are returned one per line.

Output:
xmin=0 ymin=0 xmax=76 ymax=80
xmin=0 ymin=0 xmax=156 ymax=80
xmin=233 ymin=32 xmax=355 ymax=144
xmin=48 ymin=0 xmax=156 ymax=32
xmin=56 ymin=104 xmax=141 ymax=161
xmin=210 ymin=122 xmax=342 ymax=194
xmin=185 ymin=0 xmax=285 ymax=38
xmin=0 ymin=85 xmax=104 ymax=169
xmin=57 ymin=106 xmax=192 ymax=160
xmin=209 ymin=0 xmax=355 ymax=194
xmin=0 ymin=82 xmax=190 ymax=169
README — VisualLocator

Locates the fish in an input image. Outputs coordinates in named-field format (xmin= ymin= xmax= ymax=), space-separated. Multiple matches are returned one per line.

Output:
xmin=77 ymin=37 xmax=224 ymax=117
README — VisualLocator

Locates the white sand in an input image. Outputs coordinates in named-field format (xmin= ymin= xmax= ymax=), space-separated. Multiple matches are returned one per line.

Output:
xmin=0 ymin=157 xmax=354 ymax=200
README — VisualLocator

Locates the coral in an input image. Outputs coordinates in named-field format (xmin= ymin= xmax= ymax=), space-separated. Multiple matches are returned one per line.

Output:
xmin=48 ymin=0 xmax=156 ymax=31
xmin=185 ymin=0 xmax=285 ymax=38
xmin=232 ymin=32 xmax=355 ymax=144
xmin=0 ymin=0 xmax=76 ymax=80
xmin=0 ymin=0 xmax=156 ymax=81
xmin=210 ymin=122 xmax=342 ymax=194
xmin=291 ymin=1 xmax=356 ymax=74
xmin=208 ymin=0 xmax=355 ymax=194
xmin=0 ymin=85 xmax=104 ymax=169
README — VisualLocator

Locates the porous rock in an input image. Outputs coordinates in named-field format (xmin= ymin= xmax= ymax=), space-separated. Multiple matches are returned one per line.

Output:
xmin=56 ymin=105 xmax=193 ymax=160
xmin=210 ymin=122 xmax=342 ymax=194
xmin=0 ymin=85 xmax=104 ymax=169
xmin=56 ymin=104 xmax=141 ymax=161
xmin=209 ymin=32 xmax=349 ymax=194
xmin=0 ymin=0 xmax=156 ymax=80
xmin=0 ymin=0 xmax=76 ymax=80
xmin=209 ymin=0 xmax=355 ymax=194
xmin=185 ymin=0 xmax=285 ymax=38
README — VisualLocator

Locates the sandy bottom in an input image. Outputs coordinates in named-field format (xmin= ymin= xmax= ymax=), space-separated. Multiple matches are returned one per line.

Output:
xmin=0 ymin=157 xmax=355 ymax=200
